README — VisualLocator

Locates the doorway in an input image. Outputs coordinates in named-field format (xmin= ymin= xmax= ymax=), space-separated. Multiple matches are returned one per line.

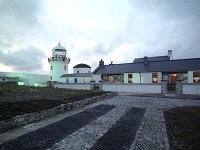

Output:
xmin=167 ymin=73 xmax=178 ymax=93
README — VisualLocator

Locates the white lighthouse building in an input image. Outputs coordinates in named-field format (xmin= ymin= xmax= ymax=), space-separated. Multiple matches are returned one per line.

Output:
xmin=48 ymin=42 xmax=70 ymax=82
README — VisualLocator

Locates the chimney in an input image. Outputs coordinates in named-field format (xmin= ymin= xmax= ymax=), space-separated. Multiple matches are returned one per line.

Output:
xmin=99 ymin=59 xmax=104 ymax=66
xmin=168 ymin=50 xmax=173 ymax=60
xmin=143 ymin=56 xmax=149 ymax=65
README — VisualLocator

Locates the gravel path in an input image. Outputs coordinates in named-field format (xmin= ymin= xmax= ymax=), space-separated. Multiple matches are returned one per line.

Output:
xmin=91 ymin=107 xmax=146 ymax=150
xmin=1 ymin=95 xmax=200 ymax=150
xmin=0 ymin=104 xmax=115 ymax=150
xmin=130 ymin=109 xmax=169 ymax=150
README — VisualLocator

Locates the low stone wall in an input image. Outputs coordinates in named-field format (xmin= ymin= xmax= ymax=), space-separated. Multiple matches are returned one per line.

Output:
xmin=54 ymin=83 xmax=91 ymax=90
xmin=0 ymin=92 xmax=117 ymax=133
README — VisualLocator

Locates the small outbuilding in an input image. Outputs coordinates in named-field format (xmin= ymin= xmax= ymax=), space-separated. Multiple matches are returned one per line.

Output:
xmin=73 ymin=63 xmax=91 ymax=74
xmin=61 ymin=63 xmax=92 ymax=83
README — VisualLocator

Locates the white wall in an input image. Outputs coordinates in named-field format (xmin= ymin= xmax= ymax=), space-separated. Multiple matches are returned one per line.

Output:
xmin=63 ymin=77 xmax=92 ymax=83
xmin=124 ymin=73 xmax=128 ymax=83
xmin=54 ymin=83 xmax=90 ymax=90
xmin=93 ymin=74 xmax=101 ymax=83
xmin=0 ymin=71 xmax=49 ymax=86
xmin=183 ymin=84 xmax=200 ymax=94
xmin=188 ymin=71 xmax=193 ymax=83
xmin=73 ymin=68 xmax=91 ymax=74
xmin=158 ymin=72 xmax=162 ymax=83
xmin=133 ymin=73 xmax=141 ymax=83
xmin=123 ymin=73 xmax=141 ymax=83
xmin=50 ymin=61 xmax=68 ymax=82
xmin=102 ymin=83 xmax=161 ymax=93
xmin=34 ymin=82 xmax=47 ymax=87
xmin=141 ymin=73 xmax=152 ymax=83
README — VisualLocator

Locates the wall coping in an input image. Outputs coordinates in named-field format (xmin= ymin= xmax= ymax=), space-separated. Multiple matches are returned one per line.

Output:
xmin=183 ymin=83 xmax=200 ymax=85
xmin=55 ymin=83 xmax=90 ymax=85
xmin=101 ymin=83 xmax=161 ymax=85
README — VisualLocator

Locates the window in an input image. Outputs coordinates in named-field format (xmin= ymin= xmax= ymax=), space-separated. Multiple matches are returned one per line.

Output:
xmin=128 ymin=74 xmax=132 ymax=83
xmin=108 ymin=75 xmax=113 ymax=82
xmin=101 ymin=75 xmax=108 ymax=82
xmin=64 ymin=65 xmax=67 ymax=70
xmin=77 ymin=70 xmax=79 ymax=74
xmin=193 ymin=71 xmax=200 ymax=83
xmin=113 ymin=74 xmax=124 ymax=83
xmin=84 ymin=78 xmax=86 ymax=83
xmin=66 ymin=78 xmax=69 ymax=83
xmin=152 ymin=73 xmax=158 ymax=83
xmin=50 ymin=76 xmax=52 ymax=81
xmin=74 ymin=78 xmax=77 ymax=83
xmin=51 ymin=65 xmax=53 ymax=70
xmin=179 ymin=73 xmax=188 ymax=83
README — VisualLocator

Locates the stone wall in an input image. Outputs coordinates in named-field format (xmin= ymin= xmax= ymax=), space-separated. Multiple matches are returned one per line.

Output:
xmin=176 ymin=79 xmax=183 ymax=94
xmin=161 ymin=80 xmax=168 ymax=94
xmin=54 ymin=83 xmax=91 ymax=90
xmin=0 ymin=92 xmax=117 ymax=133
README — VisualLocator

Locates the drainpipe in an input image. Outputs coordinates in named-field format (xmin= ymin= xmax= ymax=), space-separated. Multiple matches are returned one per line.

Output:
xmin=139 ymin=73 xmax=141 ymax=83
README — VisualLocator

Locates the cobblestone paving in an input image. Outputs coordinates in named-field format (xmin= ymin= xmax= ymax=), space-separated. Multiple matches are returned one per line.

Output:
xmin=1 ymin=96 xmax=200 ymax=150
xmin=48 ymin=96 xmax=200 ymax=150
xmin=130 ymin=109 xmax=169 ymax=150
xmin=48 ymin=99 xmax=134 ymax=150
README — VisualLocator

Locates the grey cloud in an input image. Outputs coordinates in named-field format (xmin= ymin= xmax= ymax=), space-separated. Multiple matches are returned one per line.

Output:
xmin=0 ymin=0 xmax=42 ymax=50
xmin=0 ymin=46 xmax=46 ymax=71
xmin=0 ymin=0 xmax=44 ymax=72
xmin=117 ymin=0 xmax=200 ymax=59
xmin=129 ymin=0 xmax=200 ymax=19
xmin=78 ymin=43 xmax=115 ymax=62
xmin=0 ymin=0 xmax=41 ymax=25
xmin=80 ymin=38 xmax=124 ymax=58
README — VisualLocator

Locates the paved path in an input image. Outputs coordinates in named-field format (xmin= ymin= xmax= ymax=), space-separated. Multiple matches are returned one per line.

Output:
xmin=0 ymin=96 xmax=200 ymax=150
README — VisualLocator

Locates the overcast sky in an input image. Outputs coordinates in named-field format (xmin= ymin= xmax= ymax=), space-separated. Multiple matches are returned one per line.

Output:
xmin=0 ymin=0 xmax=200 ymax=74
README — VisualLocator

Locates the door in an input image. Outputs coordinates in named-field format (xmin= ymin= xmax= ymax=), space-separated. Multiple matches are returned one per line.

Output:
xmin=167 ymin=73 xmax=178 ymax=93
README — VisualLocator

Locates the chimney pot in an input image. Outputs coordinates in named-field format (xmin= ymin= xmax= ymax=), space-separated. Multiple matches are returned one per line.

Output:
xmin=99 ymin=59 xmax=104 ymax=66
xmin=143 ymin=56 xmax=149 ymax=65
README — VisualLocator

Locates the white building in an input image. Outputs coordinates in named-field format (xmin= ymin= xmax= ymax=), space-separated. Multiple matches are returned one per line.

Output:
xmin=48 ymin=42 xmax=70 ymax=82
xmin=48 ymin=42 xmax=92 ymax=84
xmin=0 ymin=71 xmax=49 ymax=87
xmin=92 ymin=54 xmax=200 ymax=94
xmin=61 ymin=63 xmax=92 ymax=83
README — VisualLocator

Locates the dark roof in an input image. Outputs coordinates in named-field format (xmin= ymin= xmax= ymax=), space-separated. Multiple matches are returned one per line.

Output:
xmin=61 ymin=73 xmax=92 ymax=78
xmin=73 ymin=63 xmax=91 ymax=68
xmin=55 ymin=49 xmax=66 ymax=52
xmin=134 ymin=56 xmax=170 ymax=63
xmin=0 ymin=76 xmax=21 ymax=82
xmin=93 ymin=58 xmax=200 ymax=74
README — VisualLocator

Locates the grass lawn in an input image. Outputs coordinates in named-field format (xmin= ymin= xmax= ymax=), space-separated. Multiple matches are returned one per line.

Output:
xmin=0 ymin=83 xmax=108 ymax=121
xmin=164 ymin=106 xmax=200 ymax=150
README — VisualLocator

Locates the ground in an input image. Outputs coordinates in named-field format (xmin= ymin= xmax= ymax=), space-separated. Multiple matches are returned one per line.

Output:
xmin=0 ymin=95 xmax=200 ymax=150
xmin=0 ymin=84 xmax=107 ymax=121
xmin=164 ymin=106 xmax=200 ymax=150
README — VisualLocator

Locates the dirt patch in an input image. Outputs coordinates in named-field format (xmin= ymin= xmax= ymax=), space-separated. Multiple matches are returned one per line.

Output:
xmin=164 ymin=106 xmax=200 ymax=150
xmin=0 ymin=83 xmax=108 ymax=121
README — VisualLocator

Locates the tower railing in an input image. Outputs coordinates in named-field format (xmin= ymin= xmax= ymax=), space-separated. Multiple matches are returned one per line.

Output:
xmin=48 ymin=56 xmax=70 ymax=63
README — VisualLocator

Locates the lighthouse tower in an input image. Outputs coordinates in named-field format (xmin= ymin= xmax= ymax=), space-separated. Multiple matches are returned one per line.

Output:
xmin=48 ymin=42 xmax=70 ymax=82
